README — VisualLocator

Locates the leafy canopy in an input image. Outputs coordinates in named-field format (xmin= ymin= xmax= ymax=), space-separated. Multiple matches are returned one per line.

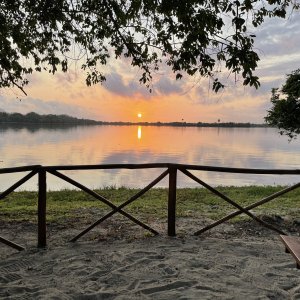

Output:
xmin=0 ymin=0 xmax=299 ymax=95
xmin=265 ymin=69 xmax=300 ymax=139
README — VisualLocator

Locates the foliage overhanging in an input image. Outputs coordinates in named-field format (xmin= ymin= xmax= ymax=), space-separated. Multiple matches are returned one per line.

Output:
xmin=0 ymin=0 xmax=299 ymax=95
xmin=265 ymin=69 xmax=300 ymax=139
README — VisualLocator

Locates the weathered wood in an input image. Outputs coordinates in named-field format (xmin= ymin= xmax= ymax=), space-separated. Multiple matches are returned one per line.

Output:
xmin=0 ymin=170 xmax=38 ymax=200
xmin=70 ymin=170 xmax=168 ymax=242
xmin=194 ymin=182 xmax=300 ymax=235
xmin=180 ymin=168 xmax=285 ymax=235
xmin=0 ymin=236 xmax=25 ymax=251
xmin=280 ymin=235 xmax=300 ymax=269
xmin=180 ymin=163 xmax=300 ymax=174
xmin=168 ymin=167 xmax=177 ymax=236
xmin=49 ymin=170 xmax=168 ymax=241
xmin=0 ymin=167 xmax=38 ymax=251
xmin=44 ymin=163 xmax=170 ymax=171
xmin=0 ymin=165 xmax=41 ymax=174
xmin=1 ymin=163 xmax=299 ymax=249
xmin=42 ymin=163 xmax=300 ymax=174
xmin=38 ymin=169 xmax=47 ymax=248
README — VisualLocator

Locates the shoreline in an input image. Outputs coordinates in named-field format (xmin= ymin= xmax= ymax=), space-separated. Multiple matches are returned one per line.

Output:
xmin=1 ymin=216 xmax=300 ymax=299
xmin=1 ymin=186 xmax=299 ymax=223
xmin=0 ymin=111 xmax=268 ymax=128
xmin=0 ymin=121 xmax=268 ymax=128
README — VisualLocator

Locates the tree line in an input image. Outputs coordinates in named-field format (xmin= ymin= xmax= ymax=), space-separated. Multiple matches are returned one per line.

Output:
xmin=0 ymin=1 xmax=299 ymax=138
xmin=104 ymin=121 xmax=267 ymax=128
xmin=0 ymin=111 xmax=267 ymax=128
xmin=0 ymin=112 xmax=100 ymax=125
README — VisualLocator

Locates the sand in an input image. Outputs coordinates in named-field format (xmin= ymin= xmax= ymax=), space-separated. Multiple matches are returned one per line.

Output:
xmin=0 ymin=217 xmax=300 ymax=299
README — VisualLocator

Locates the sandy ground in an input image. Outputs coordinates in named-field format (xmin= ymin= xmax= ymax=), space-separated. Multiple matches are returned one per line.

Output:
xmin=0 ymin=216 xmax=300 ymax=299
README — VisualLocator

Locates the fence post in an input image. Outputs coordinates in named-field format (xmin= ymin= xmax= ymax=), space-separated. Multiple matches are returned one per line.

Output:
xmin=168 ymin=166 xmax=177 ymax=236
xmin=38 ymin=168 xmax=47 ymax=248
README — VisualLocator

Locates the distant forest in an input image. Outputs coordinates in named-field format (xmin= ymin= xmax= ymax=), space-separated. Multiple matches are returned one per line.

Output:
xmin=0 ymin=112 xmax=99 ymax=125
xmin=0 ymin=111 xmax=268 ymax=128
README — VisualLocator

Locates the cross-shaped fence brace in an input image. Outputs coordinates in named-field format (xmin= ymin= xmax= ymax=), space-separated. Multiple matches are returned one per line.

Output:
xmin=48 ymin=169 xmax=169 ymax=241
xmin=179 ymin=168 xmax=292 ymax=235
xmin=0 ymin=163 xmax=300 ymax=251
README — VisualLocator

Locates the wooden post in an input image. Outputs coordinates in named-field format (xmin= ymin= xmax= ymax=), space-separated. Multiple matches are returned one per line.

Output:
xmin=38 ymin=169 xmax=47 ymax=248
xmin=168 ymin=166 xmax=177 ymax=236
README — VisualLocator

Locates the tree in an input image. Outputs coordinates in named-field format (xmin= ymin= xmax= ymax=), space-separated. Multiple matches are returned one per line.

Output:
xmin=265 ymin=69 xmax=300 ymax=139
xmin=0 ymin=0 xmax=299 ymax=95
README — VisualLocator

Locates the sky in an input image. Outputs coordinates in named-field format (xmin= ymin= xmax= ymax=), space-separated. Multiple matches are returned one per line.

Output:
xmin=1 ymin=11 xmax=300 ymax=123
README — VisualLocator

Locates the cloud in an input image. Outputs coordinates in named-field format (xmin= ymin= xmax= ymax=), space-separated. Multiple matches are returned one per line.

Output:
xmin=154 ymin=76 xmax=184 ymax=95
xmin=214 ymin=102 xmax=268 ymax=123
xmin=0 ymin=96 xmax=93 ymax=119
xmin=102 ymin=69 xmax=186 ymax=99
xmin=102 ymin=72 xmax=151 ymax=98
xmin=254 ymin=11 xmax=300 ymax=54
xmin=253 ymin=12 xmax=300 ymax=83
xmin=54 ymin=70 xmax=81 ymax=86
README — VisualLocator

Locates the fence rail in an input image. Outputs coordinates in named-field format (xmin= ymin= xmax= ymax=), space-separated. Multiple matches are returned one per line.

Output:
xmin=1 ymin=164 xmax=300 ymax=251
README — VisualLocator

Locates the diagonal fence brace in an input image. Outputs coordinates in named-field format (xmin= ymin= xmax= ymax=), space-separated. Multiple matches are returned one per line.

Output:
xmin=70 ymin=170 xmax=169 ymax=242
xmin=48 ymin=170 xmax=168 ymax=241
xmin=195 ymin=182 xmax=300 ymax=235
xmin=0 ymin=170 xmax=38 ymax=250
xmin=0 ymin=170 xmax=38 ymax=200
xmin=0 ymin=236 xmax=25 ymax=251
xmin=180 ymin=168 xmax=286 ymax=235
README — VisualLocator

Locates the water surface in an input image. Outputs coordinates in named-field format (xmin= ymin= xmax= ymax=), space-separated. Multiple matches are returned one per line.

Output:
xmin=1 ymin=124 xmax=300 ymax=190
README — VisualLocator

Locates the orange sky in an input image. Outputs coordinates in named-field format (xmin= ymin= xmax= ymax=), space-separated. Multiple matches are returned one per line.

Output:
xmin=1 ymin=66 xmax=272 ymax=123
xmin=1 ymin=13 xmax=299 ymax=123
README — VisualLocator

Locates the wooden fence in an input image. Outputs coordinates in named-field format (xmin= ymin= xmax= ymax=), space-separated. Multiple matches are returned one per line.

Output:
xmin=1 ymin=163 xmax=300 ymax=251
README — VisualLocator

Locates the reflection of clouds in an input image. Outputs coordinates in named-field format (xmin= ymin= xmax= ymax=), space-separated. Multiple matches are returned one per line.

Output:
xmin=0 ymin=126 xmax=105 ymax=168
xmin=100 ymin=150 xmax=182 ymax=165
xmin=188 ymin=128 xmax=300 ymax=169
xmin=1 ymin=126 xmax=300 ymax=190
xmin=0 ymin=124 xmax=98 ymax=147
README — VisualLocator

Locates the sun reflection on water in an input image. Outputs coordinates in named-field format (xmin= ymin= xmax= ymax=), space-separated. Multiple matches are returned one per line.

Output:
xmin=137 ymin=126 xmax=142 ymax=140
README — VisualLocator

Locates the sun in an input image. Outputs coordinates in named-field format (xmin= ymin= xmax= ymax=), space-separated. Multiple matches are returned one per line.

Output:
xmin=137 ymin=113 xmax=142 ymax=118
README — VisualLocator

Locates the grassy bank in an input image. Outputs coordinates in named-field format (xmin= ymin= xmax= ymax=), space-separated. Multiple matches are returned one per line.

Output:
xmin=0 ymin=186 xmax=299 ymax=224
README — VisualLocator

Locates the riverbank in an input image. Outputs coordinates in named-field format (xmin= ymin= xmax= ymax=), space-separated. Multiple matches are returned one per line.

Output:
xmin=0 ymin=111 xmax=267 ymax=127
xmin=1 ymin=187 xmax=300 ymax=298
xmin=1 ymin=186 xmax=299 ymax=222
xmin=1 ymin=215 xmax=300 ymax=299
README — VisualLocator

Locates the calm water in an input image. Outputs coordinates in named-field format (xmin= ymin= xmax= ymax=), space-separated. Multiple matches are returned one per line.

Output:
xmin=1 ymin=124 xmax=300 ymax=190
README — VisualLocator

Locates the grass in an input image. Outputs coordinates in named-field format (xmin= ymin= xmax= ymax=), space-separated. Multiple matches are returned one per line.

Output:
xmin=0 ymin=186 xmax=299 ymax=224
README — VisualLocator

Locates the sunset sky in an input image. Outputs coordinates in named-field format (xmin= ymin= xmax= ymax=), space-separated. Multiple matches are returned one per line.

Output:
xmin=1 ymin=12 xmax=300 ymax=123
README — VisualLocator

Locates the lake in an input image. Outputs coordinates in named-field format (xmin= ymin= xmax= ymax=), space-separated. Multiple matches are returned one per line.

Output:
xmin=1 ymin=124 xmax=300 ymax=190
